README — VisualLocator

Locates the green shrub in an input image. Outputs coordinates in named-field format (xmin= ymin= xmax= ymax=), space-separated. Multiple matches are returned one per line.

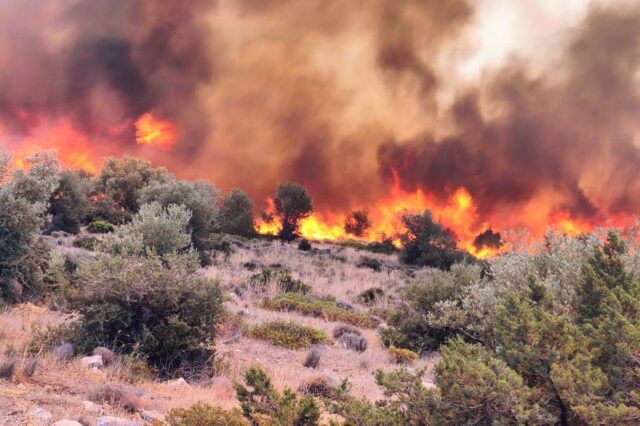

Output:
xmin=72 ymin=252 xmax=224 ymax=377
xmin=388 ymin=347 xmax=417 ymax=365
xmin=48 ymin=171 xmax=92 ymax=234
xmin=261 ymin=293 xmax=374 ymax=328
xmin=250 ymin=267 xmax=311 ymax=295
xmin=72 ymin=236 xmax=99 ymax=251
xmin=298 ymin=239 xmax=312 ymax=251
xmin=166 ymin=403 xmax=249 ymax=426
xmin=250 ymin=320 xmax=326 ymax=349
xmin=217 ymin=188 xmax=255 ymax=238
xmin=235 ymin=366 xmax=320 ymax=425
xmin=356 ymin=256 xmax=382 ymax=272
xmin=87 ymin=220 xmax=115 ymax=234
xmin=272 ymin=182 xmax=313 ymax=241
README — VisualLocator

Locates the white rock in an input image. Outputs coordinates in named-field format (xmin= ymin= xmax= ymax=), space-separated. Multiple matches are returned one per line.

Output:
xmin=139 ymin=410 xmax=164 ymax=423
xmin=80 ymin=354 xmax=103 ymax=369
xmin=52 ymin=421 xmax=84 ymax=426
xmin=82 ymin=400 xmax=102 ymax=415
xmin=167 ymin=377 xmax=190 ymax=388
xmin=96 ymin=416 xmax=143 ymax=426
xmin=27 ymin=407 xmax=52 ymax=423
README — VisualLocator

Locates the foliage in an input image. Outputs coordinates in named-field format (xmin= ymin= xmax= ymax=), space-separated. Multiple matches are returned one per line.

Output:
xmin=250 ymin=320 xmax=327 ymax=349
xmin=339 ymin=333 xmax=367 ymax=352
xmin=388 ymin=347 xmax=417 ymax=365
xmin=139 ymin=179 xmax=217 ymax=260
xmin=236 ymin=366 xmax=321 ymax=425
xmin=273 ymin=182 xmax=313 ymax=241
xmin=218 ymin=188 xmax=255 ymax=238
xmin=72 ymin=235 xmax=99 ymax=251
xmin=0 ymin=150 xmax=59 ymax=303
xmin=332 ymin=325 xmax=361 ymax=339
xmin=400 ymin=210 xmax=469 ymax=269
xmin=94 ymin=156 xmax=171 ymax=214
xmin=381 ymin=263 xmax=483 ymax=353
xmin=250 ymin=267 xmax=311 ymax=295
xmin=166 ymin=403 xmax=250 ymax=426
xmin=303 ymin=346 xmax=322 ymax=369
xmin=344 ymin=210 xmax=371 ymax=237
xmin=107 ymin=202 xmax=193 ymax=258
xmin=87 ymin=220 xmax=115 ymax=234
xmin=298 ymin=239 xmax=312 ymax=251
xmin=48 ymin=171 xmax=92 ymax=234
xmin=72 ymin=252 xmax=224 ymax=377
xmin=261 ymin=293 xmax=375 ymax=328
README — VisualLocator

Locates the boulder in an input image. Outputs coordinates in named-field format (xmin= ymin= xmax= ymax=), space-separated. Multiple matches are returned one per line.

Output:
xmin=52 ymin=421 xmax=84 ymax=426
xmin=27 ymin=407 xmax=52 ymax=424
xmin=80 ymin=355 xmax=103 ymax=369
xmin=96 ymin=417 xmax=143 ymax=426
xmin=82 ymin=400 xmax=103 ymax=415
xmin=167 ymin=377 xmax=190 ymax=388
xmin=93 ymin=347 xmax=116 ymax=365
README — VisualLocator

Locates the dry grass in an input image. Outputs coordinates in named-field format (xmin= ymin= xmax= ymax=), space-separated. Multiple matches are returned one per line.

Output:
xmin=0 ymin=239 xmax=436 ymax=424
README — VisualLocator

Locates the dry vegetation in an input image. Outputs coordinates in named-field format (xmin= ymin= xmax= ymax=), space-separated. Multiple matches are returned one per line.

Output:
xmin=0 ymin=238 xmax=437 ymax=424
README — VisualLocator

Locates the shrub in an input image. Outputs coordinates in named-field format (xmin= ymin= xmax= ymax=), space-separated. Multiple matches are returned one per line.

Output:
xmin=217 ymin=188 xmax=255 ymax=238
xmin=298 ymin=374 xmax=337 ymax=398
xmin=388 ymin=347 xmax=417 ymax=365
xmin=298 ymin=239 xmax=312 ymax=251
xmin=235 ymin=366 xmax=320 ymax=425
xmin=400 ymin=210 xmax=470 ymax=269
xmin=365 ymin=238 xmax=397 ymax=255
xmin=339 ymin=333 xmax=368 ymax=352
xmin=356 ymin=256 xmax=382 ymax=272
xmin=94 ymin=156 xmax=171 ymax=213
xmin=87 ymin=220 xmax=115 ymax=234
xmin=250 ymin=267 xmax=311 ymax=295
xmin=344 ymin=210 xmax=371 ymax=237
xmin=48 ymin=171 xmax=92 ymax=234
xmin=72 ymin=236 xmax=99 ymax=251
xmin=356 ymin=287 xmax=384 ymax=306
xmin=332 ymin=324 xmax=362 ymax=339
xmin=273 ymin=182 xmax=313 ymax=241
xmin=0 ymin=358 xmax=15 ymax=379
xmin=166 ymin=403 xmax=250 ymax=426
xmin=72 ymin=252 xmax=224 ymax=377
xmin=250 ymin=320 xmax=327 ymax=349
xmin=139 ymin=179 xmax=218 ymax=261
xmin=261 ymin=293 xmax=375 ymax=328
xmin=303 ymin=346 xmax=322 ymax=369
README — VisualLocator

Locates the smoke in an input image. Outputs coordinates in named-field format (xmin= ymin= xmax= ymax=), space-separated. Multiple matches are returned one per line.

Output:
xmin=1 ymin=0 xmax=640 ymax=235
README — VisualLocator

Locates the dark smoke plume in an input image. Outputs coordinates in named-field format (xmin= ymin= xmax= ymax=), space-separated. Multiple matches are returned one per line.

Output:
xmin=1 ymin=0 xmax=640 ymax=235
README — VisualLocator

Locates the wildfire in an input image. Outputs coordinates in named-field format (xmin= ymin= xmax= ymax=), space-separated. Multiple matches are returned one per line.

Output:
xmin=257 ymin=179 xmax=503 ymax=258
xmin=135 ymin=113 xmax=177 ymax=148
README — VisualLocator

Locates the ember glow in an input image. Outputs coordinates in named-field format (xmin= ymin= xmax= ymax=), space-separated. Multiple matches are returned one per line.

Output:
xmin=2 ymin=0 xmax=640 ymax=257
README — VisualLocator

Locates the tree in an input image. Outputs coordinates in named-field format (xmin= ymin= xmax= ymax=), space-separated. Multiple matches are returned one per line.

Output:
xmin=400 ymin=210 xmax=468 ymax=269
xmin=217 ymin=188 xmax=255 ymax=238
xmin=139 ymin=179 xmax=217 ymax=259
xmin=344 ymin=210 xmax=371 ymax=237
xmin=94 ymin=157 xmax=171 ymax=214
xmin=273 ymin=183 xmax=313 ymax=241
xmin=48 ymin=171 xmax=92 ymax=234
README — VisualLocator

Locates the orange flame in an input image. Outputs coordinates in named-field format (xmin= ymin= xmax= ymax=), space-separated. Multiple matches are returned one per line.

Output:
xmin=135 ymin=113 xmax=177 ymax=148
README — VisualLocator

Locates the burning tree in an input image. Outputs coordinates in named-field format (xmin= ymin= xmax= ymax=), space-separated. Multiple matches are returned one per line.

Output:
xmin=344 ymin=210 xmax=371 ymax=237
xmin=273 ymin=182 xmax=313 ymax=241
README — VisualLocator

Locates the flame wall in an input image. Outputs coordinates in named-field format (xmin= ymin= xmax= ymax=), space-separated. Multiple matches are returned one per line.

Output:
xmin=1 ymin=0 xmax=639 ymax=253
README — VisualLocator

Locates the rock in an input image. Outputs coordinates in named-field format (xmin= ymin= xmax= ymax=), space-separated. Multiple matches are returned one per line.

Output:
xmin=80 ymin=355 xmax=103 ymax=369
xmin=82 ymin=400 xmax=102 ymax=415
xmin=27 ymin=407 xmax=52 ymax=424
xmin=52 ymin=421 xmax=83 ymax=426
xmin=376 ymin=323 xmax=389 ymax=334
xmin=336 ymin=301 xmax=354 ymax=310
xmin=96 ymin=417 xmax=143 ymax=426
xmin=93 ymin=347 xmax=116 ymax=365
xmin=167 ymin=377 xmax=190 ymax=388
xmin=139 ymin=410 xmax=164 ymax=423
xmin=369 ymin=315 xmax=383 ymax=326
xmin=8 ymin=279 xmax=22 ymax=297
xmin=52 ymin=342 xmax=74 ymax=361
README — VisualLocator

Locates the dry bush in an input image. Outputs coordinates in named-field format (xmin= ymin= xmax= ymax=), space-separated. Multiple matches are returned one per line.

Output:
xmin=93 ymin=346 xmax=116 ymax=365
xmin=388 ymin=347 xmax=418 ymax=365
xmin=166 ymin=403 xmax=249 ymax=426
xmin=332 ymin=324 xmax=362 ymax=339
xmin=298 ymin=374 xmax=337 ymax=398
xmin=90 ymin=383 xmax=144 ymax=412
xmin=21 ymin=356 xmax=38 ymax=378
xmin=303 ymin=346 xmax=322 ymax=369
xmin=339 ymin=333 xmax=368 ymax=353
xmin=0 ymin=358 xmax=15 ymax=379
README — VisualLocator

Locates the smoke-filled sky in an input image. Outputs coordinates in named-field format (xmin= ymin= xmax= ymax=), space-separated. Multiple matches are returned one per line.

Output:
xmin=1 ymin=0 xmax=640 ymax=235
